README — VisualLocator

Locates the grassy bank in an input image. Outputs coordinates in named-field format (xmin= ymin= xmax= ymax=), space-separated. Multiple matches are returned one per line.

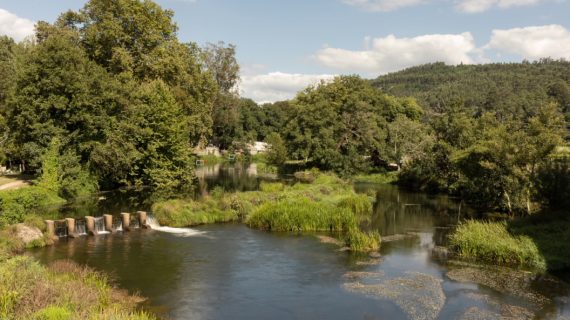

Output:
xmin=449 ymin=214 xmax=570 ymax=271
xmin=0 ymin=256 xmax=155 ymax=320
xmin=152 ymin=172 xmax=380 ymax=252
xmin=352 ymin=172 xmax=398 ymax=184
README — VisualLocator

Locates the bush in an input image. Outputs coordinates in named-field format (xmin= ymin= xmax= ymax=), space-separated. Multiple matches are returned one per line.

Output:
xmin=0 ymin=187 xmax=65 ymax=227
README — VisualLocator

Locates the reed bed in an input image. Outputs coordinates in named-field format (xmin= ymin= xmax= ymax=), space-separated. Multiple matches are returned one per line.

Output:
xmin=449 ymin=220 xmax=546 ymax=270
xmin=152 ymin=172 xmax=380 ymax=252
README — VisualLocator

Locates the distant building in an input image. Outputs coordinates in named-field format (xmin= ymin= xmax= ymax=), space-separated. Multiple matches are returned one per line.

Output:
xmin=194 ymin=145 xmax=221 ymax=157
xmin=247 ymin=141 xmax=269 ymax=155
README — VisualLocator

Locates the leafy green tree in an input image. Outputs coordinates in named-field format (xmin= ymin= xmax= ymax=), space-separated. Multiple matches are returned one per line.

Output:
xmin=91 ymin=80 xmax=194 ymax=191
xmin=201 ymin=41 xmax=240 ymax=94
xmin=7 ymin=26 xmax=118 ymax=169
xmin=265 ymin=133 xmax=288 ymax=166
xmin=285 ymin=76 xmax=417 ymax=175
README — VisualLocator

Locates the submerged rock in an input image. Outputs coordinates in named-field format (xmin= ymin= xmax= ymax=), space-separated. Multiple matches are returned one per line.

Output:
xmin=343 ymin=271 xmax=445 ymax=320
xmin=447 ymin=265 xmax=550 ymax=306
xmin=381 ymin=233 xmax=419 ymax=243
xmin=316 ymin=235 xmax=343 ymax=246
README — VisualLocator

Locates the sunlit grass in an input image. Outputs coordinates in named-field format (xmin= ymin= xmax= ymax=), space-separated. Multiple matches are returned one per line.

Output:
xmin=0 ymin=256 xmax=155 ymax=320
xmin=449 ymin=220 xmax=546 ymax=271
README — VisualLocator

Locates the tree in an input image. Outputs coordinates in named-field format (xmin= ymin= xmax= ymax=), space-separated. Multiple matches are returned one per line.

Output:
xmin=91 ymin=80 xmax=194 ymax=191
xmin=265 ymin=133 xmax=287 ymax=166
xmin=201 ymin=41 xmax=240 ymax=94
xmin=284 ymin=76 xmax=417 ymax=176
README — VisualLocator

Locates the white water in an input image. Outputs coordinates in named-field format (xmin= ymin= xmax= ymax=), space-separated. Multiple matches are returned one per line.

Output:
xmin=146 ymin=215 xmax=204 ymax=237
xmin=94 ymin=217 xmax=110 ymax=235
xmin=76 ymin=221 xmax=87 ymax=236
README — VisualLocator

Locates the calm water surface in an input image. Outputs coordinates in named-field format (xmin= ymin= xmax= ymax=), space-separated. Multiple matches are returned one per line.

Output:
xmin=31 ymin=164 xmax=570 ymax=320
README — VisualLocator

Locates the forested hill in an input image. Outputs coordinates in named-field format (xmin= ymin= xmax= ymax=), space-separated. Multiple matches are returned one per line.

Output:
xmin=371 ymin=60 xmax=570 ymax=122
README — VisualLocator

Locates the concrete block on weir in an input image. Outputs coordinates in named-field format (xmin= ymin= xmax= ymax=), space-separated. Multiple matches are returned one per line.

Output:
xmin=121 ymin=213 xmax=130 ymax=231
xmin=65 ymin=218 xmax=79 ymax=238
xmin=85 ymin=216 xmax=96 ymax=235
xmin=137 ymin=211 xmax=149 ymax=228
xmin=103 ymin=214 xmax=113 ymax=233
xmin=45 ymin=220 xmax=56 ymax=240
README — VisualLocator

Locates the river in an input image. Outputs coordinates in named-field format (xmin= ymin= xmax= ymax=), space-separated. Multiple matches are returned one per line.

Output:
xmin=30 ymin=164 xmax=570 ymax=319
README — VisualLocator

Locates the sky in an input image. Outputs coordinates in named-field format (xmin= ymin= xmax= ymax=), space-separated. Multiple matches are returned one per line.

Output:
xmin=0 ymin=0 xmax=569 ymax=103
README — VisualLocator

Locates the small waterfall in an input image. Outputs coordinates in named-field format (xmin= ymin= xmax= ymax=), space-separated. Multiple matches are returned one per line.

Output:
xmin=55 ymin=221 xmax=68 ymax=238
xmin=146 ymin=214 xmax=204 ymax=237
xmin=94 ymin=217 xmax=110 ymax=234
xmin=76 ymin=220 xmax=87 ymax=236
xmin=113 ymin=220 xmax=123 ymax=232
xmin=131 ymin=218 xmax=140 ymax=229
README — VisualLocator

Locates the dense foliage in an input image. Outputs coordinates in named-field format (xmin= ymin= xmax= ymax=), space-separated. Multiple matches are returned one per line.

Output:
xmin=283 ymin=76 xmax=423 ymax=176
xmin=1 ymin=0 xmax=217 ymax=194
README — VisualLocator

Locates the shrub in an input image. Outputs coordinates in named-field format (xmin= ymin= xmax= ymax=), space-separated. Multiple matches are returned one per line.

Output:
xmin=0 ymin=187 xmax=65 ymax=227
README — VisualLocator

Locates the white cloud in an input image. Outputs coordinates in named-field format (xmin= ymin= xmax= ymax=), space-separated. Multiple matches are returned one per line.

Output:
xmin=487 ymin=24 xmax=570 ymax=59
xmin=456 ymin=0 xmax=550 ymax=13
xmin=240 ymin=72 xmax=335 ymax=104
xmin=315 ymin=32 xmax=477 ymax=75
xmin=0 ymin=8 xmax=35 ymax=41
xmin=341 ymin=0 xmax=425 ymax=11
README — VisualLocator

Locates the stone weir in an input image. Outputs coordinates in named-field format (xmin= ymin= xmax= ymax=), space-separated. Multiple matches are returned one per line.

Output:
xmin=45 ymin=211 xmax=151 ymax=239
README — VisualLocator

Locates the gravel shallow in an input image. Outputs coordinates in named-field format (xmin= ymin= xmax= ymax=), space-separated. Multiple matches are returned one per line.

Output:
xmin=343 ymin=271 xmax=446 ymax=320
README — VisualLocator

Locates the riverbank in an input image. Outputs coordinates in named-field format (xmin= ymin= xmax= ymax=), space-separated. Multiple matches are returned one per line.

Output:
xmin=152 ymin=172 xmax=380 ymax=252
xmin=449 ymin=213 xmax=570 ymax=272
xmin=0 ymin=255 xmax=156 ymax=320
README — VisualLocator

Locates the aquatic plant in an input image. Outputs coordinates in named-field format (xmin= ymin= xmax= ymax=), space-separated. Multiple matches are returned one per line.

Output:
xmin=336 ymin=194 xmax=372 ymax=216
xmin=151 ymin=198 xmax=238 ymax=227
xmin=449 ymin=220 xmax=546 ymax=270
xmin=246 ymin=198 xmax=356 ymax=232
xmin=343 ymin=228 xmax=381 ymax=252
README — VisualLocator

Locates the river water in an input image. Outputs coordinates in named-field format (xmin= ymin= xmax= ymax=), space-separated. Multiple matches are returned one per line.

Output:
xmin=31 ymin=164 xmax=570 ymax=320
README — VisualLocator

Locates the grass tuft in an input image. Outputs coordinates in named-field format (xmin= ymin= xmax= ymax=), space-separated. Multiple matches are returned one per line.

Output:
xmin=449 ymin=220 xmax=546 ymax=271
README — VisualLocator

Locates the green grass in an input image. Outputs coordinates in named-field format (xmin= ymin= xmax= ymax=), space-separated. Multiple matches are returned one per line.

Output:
xmin=246 ymin=198 xmax=356 ymax=232
xmin=449 ymin=220 xmax=547 ymax=271
xmin=0 ymin=256 xmax=156 ymax=320
xmin=153 ymin=171 xmax=380 ymax=252
xmin=198 ymin=154 xmax=225 ymax=165
xmin=352 ymin=172 xmax=398 ymax=184
xmin=151 ymin=197 xmax=238 ymax=227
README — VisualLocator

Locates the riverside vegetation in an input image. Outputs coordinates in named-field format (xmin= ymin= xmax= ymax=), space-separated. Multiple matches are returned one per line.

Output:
xmin=0 ymin=0 xmax=569 ymax=318
xmin=152 ymin=172 xmax=380 ymax=252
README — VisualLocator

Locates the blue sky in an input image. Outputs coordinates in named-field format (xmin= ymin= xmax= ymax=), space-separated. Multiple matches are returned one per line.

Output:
xmin=1 ymin=0 xmax=569 ymax=102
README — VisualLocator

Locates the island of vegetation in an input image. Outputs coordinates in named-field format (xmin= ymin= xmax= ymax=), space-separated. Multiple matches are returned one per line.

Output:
xmin=0 ymin=0 xmax=568 ymax=318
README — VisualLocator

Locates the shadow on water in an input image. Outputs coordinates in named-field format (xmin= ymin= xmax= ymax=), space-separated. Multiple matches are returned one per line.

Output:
xmin=506 ymin=211 xmax=570 ymax=277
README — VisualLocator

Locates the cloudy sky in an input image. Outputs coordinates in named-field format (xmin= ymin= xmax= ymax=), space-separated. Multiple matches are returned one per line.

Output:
xmin=0 ymin=0 xmax=569 ymax=103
